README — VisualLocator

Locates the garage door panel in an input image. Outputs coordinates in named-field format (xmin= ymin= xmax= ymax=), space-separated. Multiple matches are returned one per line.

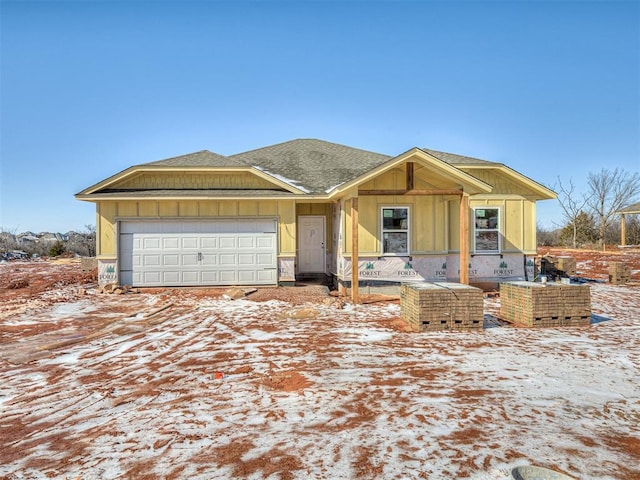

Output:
xmin=143 ymin=255 xmax=161 ymax=266
xmin=163 ymin=237 xmax=179 ymax=249
xmin=238 ymin=254 xmax=255 ymax=265
xmin=219 ymin=270 xmax=237 ymax=283
xmin=161 ymin=271 xmax=179 ymax=283
xmin=238 ymin=237 xmax=255 ymax=248
xmin=120 ymin=219 xmax=277 ymax=287
xmin=256 ymin=253 xmax=274 ymax=265
xmin=181 ymin=254 xmax=199 ymax=266
xmin=238 ymin=270 xmax=256 ymax=282
xmin=219 ymin=237 xmax=236 ymax=249
xmin=219 ymin=254 xmax=236 ymax=265
xmin=143 ymin=238 xmax=161 ymax=249
xmin=201 ymin=271 xmax=219 ymax=282
xmin=201 ymin=255 xmax=217 ymax=266
xmin=182 ymin=271 xmax=200 ymax=283
xmin=257 ymin=270 xmax=276 ymax=282
xmin=201 ymin=237 xmax=218 ymax=248
xmin=182 ymin=237 xmax=199 ymax=249
xmin=144 ymin=271 xmax=162 ymax=283
xmin=256 ymin=236 xmax=274 ymax=249
xmin=163 ymin=254 xmax=180 ymax=266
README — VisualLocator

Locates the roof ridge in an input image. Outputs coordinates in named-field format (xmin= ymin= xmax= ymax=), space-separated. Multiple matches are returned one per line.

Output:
xmin=139 ymin=149 xmax=246 ymax=168
xmin=229 ymin=138 xmax=391 ymax=158
xmin=139 ymin=149 xmax=228 ymax=165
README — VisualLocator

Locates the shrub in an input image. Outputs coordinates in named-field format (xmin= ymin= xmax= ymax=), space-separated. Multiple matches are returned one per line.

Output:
xmin=49 ymin=240 xmax=66 ymax=257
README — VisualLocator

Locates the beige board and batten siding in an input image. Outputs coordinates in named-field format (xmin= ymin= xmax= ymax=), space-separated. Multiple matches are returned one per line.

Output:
xmin=342 ymin=195 xmax=450 ymax=255
xmin=96 ymin=199 xmax=296 ymax=258
xmin=114 ymin=171 xmax=277 ymax=190
xmin=466 ymin=197 xmax=537 ymax=254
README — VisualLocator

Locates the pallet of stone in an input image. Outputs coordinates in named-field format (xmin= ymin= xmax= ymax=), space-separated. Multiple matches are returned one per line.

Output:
xmin=400 ymin=282 xmax=483 ymax=331
xmin=608 ymin=262 xmax=631 ymax=285
xmin=561 ymin=315 xmax=591 ymax=327
xmin=557 ymin=284 xmax=591 ymax=317
xmin=536 ymin=255 xmax=576 ymax=278
xmin=500 ymin=281 xmax=591 ymax=327
xmin=551 ymin=256 xmax=576 ymax=275
xmin=434 ymin=282 xmax=483 ymax=330
xmin=400 ymin=283 xmax=452 ymax=332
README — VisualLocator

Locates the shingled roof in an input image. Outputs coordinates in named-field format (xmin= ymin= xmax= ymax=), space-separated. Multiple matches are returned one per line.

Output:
xmin=229 ymin=139 xmax=393 ymax=194
xmin=79 ymin=139 xmax=529 ymax=199
xmin=422 ymin=148 xmax=498 ymax=166
xmin=141 ymin=150 xmax=245 ymax=168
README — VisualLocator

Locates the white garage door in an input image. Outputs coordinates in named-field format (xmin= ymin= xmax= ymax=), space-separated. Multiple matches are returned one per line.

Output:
xmin=119 ymin=219 xmax=278 ymax=287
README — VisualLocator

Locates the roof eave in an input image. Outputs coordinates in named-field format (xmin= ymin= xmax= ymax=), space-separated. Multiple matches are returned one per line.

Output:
xmin=74 ymin=192 xmax=328 ymax=202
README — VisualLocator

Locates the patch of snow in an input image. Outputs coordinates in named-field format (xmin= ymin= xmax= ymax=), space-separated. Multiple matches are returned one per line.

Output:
xmin=325 ymin=183 xmax=344 ymax=193
xmin=252 ymin=165 xmax=311 ymax=193
xmin=1 ymin=283 xmax=639 ymax=479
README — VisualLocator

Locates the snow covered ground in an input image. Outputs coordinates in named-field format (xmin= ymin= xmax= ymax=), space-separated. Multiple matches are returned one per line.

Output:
xmin=0 ymin=281 xmax=639 ymax=480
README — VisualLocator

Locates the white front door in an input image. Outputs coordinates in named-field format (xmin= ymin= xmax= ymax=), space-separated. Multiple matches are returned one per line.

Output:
xmin=298 ymin=215 xmax=325 ymax=273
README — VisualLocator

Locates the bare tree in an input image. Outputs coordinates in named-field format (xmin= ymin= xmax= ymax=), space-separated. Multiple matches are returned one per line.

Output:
xmin=554 ymin=177 xmax=592 ymax=248
xmin=586 ymin=168 xmax=640 ymax=249
xmin=84 ymin=224 xmax=96 ymax=257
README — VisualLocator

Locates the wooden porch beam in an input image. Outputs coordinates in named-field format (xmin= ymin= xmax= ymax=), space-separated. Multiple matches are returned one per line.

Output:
xmin=459 ymin=194 xmax=470 ymax=285
xmin=621 ymin=213 xmax=626 ymax=246
xmin=351 ymin=197 xmax=359 ymax=303
xmin=406 ymin=162 xmax=414 ymax=191
xmin=359 ymin=189 xmax=463 ymax=196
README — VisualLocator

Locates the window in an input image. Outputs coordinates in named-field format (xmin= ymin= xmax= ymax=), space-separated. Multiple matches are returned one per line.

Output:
xmin=381 ymin=207 xmax=409 ymax=255
xmin=474 ymin=207 xmax=500 ymax=253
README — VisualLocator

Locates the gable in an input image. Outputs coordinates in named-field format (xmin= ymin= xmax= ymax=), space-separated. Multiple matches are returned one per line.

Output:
xmin=423 ymin=148 xmax=555 ymax=200
xmin=333 ymin=148 xmax=493 ymax=197
xmin=458 ymin=166 xmax=556 ymax=199
xmin=358 ymin=161 xmax=479 ymax=192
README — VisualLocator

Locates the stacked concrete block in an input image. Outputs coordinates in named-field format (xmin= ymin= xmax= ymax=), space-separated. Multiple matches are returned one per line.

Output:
xmin=608 ymin=262 xmax=631 ymax=285
xmin=500 ymin=281 xmax=591 ymax=328
xmin=400 ymin=282 xmax=483 ymax=332
xmin=536 ymin=255 xmax=576 ymax=279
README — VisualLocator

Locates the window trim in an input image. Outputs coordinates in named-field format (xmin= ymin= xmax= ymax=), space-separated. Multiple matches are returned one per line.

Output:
xmin=380 ymin=205 xmax=410 ymax=256
xmin=473 ymin=206 xmax=501 ymax=254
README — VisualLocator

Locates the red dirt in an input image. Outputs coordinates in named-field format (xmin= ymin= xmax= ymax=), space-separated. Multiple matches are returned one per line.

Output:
xmin=538 ymin=246 xmax=640 ymax=281
xmin=1 ymin=250 xmax=639 ymax=479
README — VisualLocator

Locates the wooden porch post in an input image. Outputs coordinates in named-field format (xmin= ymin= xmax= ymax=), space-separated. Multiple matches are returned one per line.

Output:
xmin=621 ymin=213 xmax=626 ymax=246
xmin=351 ymin=197 xmax=359 ymax=303
xmin=459 ymin=194 xmax=470 ymax=285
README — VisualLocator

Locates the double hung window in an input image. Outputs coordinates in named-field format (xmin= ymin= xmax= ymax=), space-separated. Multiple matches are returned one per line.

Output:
xmin=381 ymin=207 xmax=409 ymax=255
xmin=474 ymin=207 xmax=500 ymax=253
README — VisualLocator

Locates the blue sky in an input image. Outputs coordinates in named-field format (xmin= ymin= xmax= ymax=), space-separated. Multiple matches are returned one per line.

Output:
xmin=1 ymin=0 xmax=638 ymax=233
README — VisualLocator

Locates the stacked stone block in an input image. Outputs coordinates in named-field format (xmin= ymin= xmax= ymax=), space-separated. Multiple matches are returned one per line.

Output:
xmin=608 ymin=262 xmax=631 ymax=285
xmin=500 ymin=281 xmax=591 ymax=327
xmin=400 ymin=282 xmax=483 ymax=332
xmin=536 ymin=255 xmax=576 ymax=279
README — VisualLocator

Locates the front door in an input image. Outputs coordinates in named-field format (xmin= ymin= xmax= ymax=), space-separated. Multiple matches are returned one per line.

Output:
xmin=298 ymin=215 xmax=325 ymax=273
